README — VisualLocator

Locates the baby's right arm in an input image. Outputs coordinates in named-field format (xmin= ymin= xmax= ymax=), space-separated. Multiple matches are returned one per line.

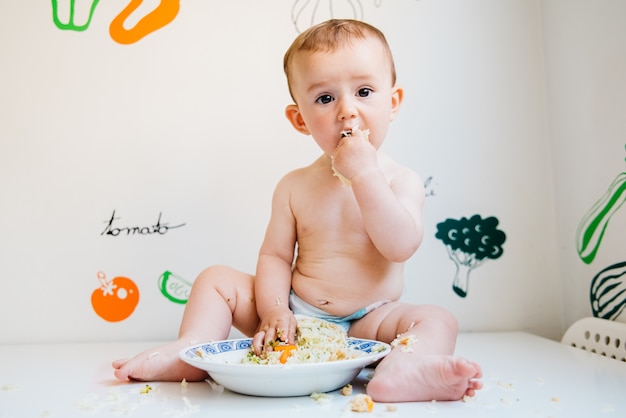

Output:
xmin=252 ymin=174 xmax=299 ymax=354
xmin=253 ymin=252 xmax=296 ymax=354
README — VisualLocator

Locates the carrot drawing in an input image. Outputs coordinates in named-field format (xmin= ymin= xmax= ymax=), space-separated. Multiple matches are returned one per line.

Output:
xmin=109 ymin=0 xmax=180 ymax=45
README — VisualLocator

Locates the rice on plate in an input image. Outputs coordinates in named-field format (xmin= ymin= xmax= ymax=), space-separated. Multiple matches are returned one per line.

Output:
xmin=243 ymin=316 xmax=366 ymax=365
xmin=179 ymin=315 xmax=391 ymax=396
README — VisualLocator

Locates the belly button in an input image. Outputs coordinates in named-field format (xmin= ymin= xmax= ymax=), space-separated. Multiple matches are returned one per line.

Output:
xmin=318 ymin=300 xmax=330 ymax=306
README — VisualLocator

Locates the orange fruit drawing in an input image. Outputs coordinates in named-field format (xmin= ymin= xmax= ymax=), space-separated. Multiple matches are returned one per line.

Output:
xmin=91 ymin=272 xmax=140 ymax=322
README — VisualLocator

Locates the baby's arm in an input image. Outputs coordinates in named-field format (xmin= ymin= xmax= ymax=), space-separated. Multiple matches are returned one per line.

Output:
xmin=351 ymin=165 xmax=424 ymax=262
xmin=252 ymin=174 xmax=299 ymax=354
xmin=332 ymin=131 xmax=425 ymax=262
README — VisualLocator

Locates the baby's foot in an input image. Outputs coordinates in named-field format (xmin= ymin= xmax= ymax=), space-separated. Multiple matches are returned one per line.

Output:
xmin=366 ymin=354 xmax=482 ymax=402
xmin=112 ymin=340 xmax=207 ymax=382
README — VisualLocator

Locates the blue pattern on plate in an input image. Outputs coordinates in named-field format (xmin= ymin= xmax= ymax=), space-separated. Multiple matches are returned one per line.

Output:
xmin=216 ymin=341 xmax=236 ymax=352
xmin=186 ymin=337 xmax=383 ymax=359
xmin=348 ymin=339 xmax=378 ymax=353
xmin=189 ymin=339 xmax=253 ymax=358
xmin=235 ymin=340 xmax=253 ymax=350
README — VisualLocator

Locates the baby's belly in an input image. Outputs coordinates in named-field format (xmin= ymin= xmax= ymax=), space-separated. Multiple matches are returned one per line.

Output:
xmin=291 ymin=265 xmax=404 ymax=317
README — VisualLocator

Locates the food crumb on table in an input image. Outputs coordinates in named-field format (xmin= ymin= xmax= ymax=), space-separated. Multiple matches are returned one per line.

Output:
xmin=349 ymin=394 xmax=374 ymax=412
xmin=205 ymin=377 xmax=224 ymax=394
xmin=426 ymin=399 xmax=437 ymax=411
xmin=497 ymin=380 xmax=514 ymax=389
xmin=340 ymin=384 xmax=353 ymax=396
xmin=105 ymin=389 xmax=125 ymax=402
xmin=462 ymin=394 xmax=475 ymax=403
xmin=310 ymin=392 xmax=332 ymax=402
xmin=74 ymin=394 xmax=100 ymax=412
xmin=182 ymin=396 xmax=199 ymax=410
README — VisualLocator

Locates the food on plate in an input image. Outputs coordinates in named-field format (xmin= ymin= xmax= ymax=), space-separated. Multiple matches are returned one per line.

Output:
xmin=242 ymin=316 xmax=361 ymax=365
xmin=273 ymin=344 xmax=298 ymax=363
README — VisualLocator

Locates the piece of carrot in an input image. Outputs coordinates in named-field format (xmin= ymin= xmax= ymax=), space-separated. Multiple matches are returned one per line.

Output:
xmin=273 ymin=344 xmax=298 ymax=363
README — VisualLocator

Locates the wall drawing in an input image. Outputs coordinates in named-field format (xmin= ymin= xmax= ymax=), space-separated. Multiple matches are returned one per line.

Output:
xmin=291 ymin=0 xmax=385 ymax=32
xmin=158 ymin=271 xmax=192 ymax=304
xmin=576 ymin=145 xmax=626 ymax=321
xmin=100 ymin=210 xmax=186 ymax=237
xmin=91 ymin=272 xmax=140 ymax=322
xmin=51 ymin=0 xmax=181 ymax=44
xmin=435 ymin=215 xmax=506 ymax=298
xmin=590 ymin=262 xmax=626 ymax=320
xmin=576 ymin=171 xmax=626 ymax=265
xmin=51 ymin=0 xmax=99 ymax=31
xmin=423 ymin=175 xmax=437 ymax=197
xmin=109 ymin=0 xmax=180 ymax=44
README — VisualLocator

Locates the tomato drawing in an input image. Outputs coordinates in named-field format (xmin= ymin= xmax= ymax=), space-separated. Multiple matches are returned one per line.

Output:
xmin=91 ymin=272 xmax=140 ymax=322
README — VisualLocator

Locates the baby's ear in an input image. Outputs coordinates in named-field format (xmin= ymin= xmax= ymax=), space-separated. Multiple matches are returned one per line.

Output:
xmin=390 ymin=86 xmax=404 ymax=121
xmin=285 ymin=104 xmax=310 ymax=135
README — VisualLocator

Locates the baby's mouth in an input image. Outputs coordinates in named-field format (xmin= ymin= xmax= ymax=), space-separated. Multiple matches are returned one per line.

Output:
xmin=340 ymin=125 xmax=360 ymax=138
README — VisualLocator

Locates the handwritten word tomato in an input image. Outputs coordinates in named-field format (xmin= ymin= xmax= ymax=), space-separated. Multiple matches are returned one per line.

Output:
xmin=91 ymin=272 xmax=140 ymax=322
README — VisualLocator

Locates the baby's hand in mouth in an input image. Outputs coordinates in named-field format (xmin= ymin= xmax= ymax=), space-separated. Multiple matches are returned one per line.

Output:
xmin=331 ymin=126 xmax=371 ymax=187
xmin=340 ymin=125 xmax=370 ymax=140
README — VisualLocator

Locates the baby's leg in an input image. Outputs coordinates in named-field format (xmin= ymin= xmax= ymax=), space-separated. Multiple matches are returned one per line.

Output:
xmin=113 ymin=265 xmax=259 ymax=382
xmin=349 ymin=303 xmax=482 ymax=402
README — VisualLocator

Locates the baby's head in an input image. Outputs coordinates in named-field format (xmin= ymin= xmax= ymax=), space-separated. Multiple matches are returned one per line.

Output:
xmin=283 ymin=19 xmax=397 ymax=102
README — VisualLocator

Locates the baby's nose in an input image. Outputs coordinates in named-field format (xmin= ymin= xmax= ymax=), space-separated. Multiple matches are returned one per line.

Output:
xmin=337 ymin=98 xmax=357 ymax=121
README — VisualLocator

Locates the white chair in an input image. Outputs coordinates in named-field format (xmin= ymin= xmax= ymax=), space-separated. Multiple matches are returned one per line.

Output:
xmin=561 ymin=317 xmax=626 ymax=362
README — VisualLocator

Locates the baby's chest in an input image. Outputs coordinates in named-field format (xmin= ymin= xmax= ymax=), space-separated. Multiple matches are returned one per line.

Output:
xmin=295 ymin=195 xmax=364 ymax=238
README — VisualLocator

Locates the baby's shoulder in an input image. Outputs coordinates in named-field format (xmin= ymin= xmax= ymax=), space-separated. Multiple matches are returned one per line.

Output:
xmin=380 ymin=154 xmax=421 ymax=182
xmin=277 ymin=157 xmax=328 ymax=185
xmin=271 ymin=164 xmax=316 ymax=199
xmin=277 ymin=165 xmax=312 ymax=186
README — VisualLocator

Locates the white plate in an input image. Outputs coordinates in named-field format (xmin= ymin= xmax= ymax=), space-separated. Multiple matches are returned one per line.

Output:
xmin=180 ymin=337 xmax=390 ymax=397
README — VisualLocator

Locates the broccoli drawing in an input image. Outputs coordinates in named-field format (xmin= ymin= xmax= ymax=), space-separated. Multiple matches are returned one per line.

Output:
xmin=435 ymin=214 xmax=506 ymax=298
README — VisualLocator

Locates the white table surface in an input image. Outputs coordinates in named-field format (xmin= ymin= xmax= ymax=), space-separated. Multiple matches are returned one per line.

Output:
xmin=1 ymin=332 xmax=625 ymax=417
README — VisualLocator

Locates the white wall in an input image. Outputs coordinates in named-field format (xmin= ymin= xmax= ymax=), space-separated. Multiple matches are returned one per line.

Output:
xmin=390 ymin=0 xmax=562 ymax=337
xmin=5 ymin=0 xmax=618 ymax=345
xmin=543 ymin=0 xmax=626 ymax=329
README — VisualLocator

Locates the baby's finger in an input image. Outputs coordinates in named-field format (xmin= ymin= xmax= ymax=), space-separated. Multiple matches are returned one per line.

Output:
xmin=287 ymin=318 xmax=297 ymax=344
xmin=277 ymin=314 xmax=298 ymax=344
xmin=273 ymin=323 xmax=289 ymax=343
xmin=252 ymin=331 xmax=265 ymax=355
xmin=263 ymin=327 xmax=277 ymax=346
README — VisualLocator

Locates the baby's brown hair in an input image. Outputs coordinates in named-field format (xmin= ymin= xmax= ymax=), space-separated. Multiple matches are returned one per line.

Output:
xmin=283 ymin=19 xmax=397 ymax=101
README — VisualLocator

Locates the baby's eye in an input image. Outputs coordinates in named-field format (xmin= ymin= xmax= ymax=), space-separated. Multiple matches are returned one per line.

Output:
xmin=356 ymin=88 xmax=373 ymax=98
xmin=315 ymin=94 xmax=334 ymax=104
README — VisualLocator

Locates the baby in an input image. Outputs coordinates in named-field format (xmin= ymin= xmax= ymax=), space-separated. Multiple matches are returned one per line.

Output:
xmin=113 ymin=19 xmax=482 ymax=402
